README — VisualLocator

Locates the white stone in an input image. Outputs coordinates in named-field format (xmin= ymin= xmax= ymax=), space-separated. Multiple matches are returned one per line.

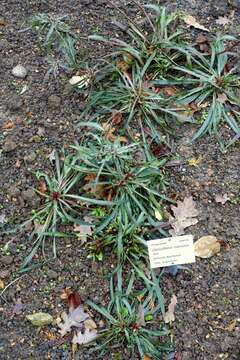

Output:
xmin=12 ymin=64 xmax=28 ymax=78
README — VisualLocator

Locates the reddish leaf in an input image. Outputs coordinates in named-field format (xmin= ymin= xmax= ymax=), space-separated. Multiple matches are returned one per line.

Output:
xmin=188 ymin=102 xmax=198 ymax=111
xmin=174 ymin=351 xmax=183 ymax=360
xmin=39 ymin=180 xmax=47 ymax=194
xmin=225 ymin=62 xmax=231 ymax=73
xmin=150 ymin=142 xmax=170 ymax=156
xmin=112 ymin=113 xmax=123 ymax=125
xmin=68 ymin=292 xmax=81 ymax=311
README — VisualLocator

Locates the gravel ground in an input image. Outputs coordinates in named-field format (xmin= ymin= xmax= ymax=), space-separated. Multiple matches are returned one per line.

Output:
xmin=0 ymin=0 xmax=239 ymax=359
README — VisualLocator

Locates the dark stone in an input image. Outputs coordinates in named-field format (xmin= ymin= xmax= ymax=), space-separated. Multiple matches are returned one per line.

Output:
xmin=3 ymin=138 xmax=17 ymax=152
xmin=48 ymin=95 xmax=61 ymax=109
xmin=47 ymin=270 xmax=58 ymax=279
xmin=7 ymin=95 xmax=23 ymax=111
xmin=0 ymin=255 xmax=13 ymax=265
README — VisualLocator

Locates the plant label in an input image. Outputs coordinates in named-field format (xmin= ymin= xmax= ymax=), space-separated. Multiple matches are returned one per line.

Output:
xmin=147 ymin=235 xmax=195 ymax=268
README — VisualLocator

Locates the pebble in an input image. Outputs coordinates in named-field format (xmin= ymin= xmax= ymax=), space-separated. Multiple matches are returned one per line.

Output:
xmin=0 ymin=270 xmax=10 ymax=279
xmin=48 ymin=95 xmax=61 ymax=109
xmin=47 ymin=270 xmax=58 ymax=280
xmin=12 ymin=64 xmax=28 ymax=79
xmin=23 ymin=152 xmax=37 ymax=163
xmin=0 ymin=39 xmax=10 ymax=50
xmin=3 ymin=138 xmax=17 ymax=152
xmin=26 ymin=312 xmax=53 ymax=326
xmin=0 ymin=255 xmax=13 ymax=265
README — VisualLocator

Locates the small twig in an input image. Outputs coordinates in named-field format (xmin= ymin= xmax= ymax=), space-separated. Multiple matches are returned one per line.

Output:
xmin=105 ymin=0 xmax=148 ymax=42
xmin=130 ymin=0 xmax=156 ymax=34
xmin=0 ymin=275 xmax=25 ymax=302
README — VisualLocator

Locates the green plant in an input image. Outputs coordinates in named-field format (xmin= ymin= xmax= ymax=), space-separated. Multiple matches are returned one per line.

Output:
xmin=155 ymin=35 xmax=240 ymax=145
xmin=86 ymin=269 xmax=171 ymax=359
xmin=3 ymin=151 xmax=90 ymax=272
xmin=27 ymin=13 xmax=84 ymax=76
xmin=90 ymin=3 xmax=182 ymax=68
xmin=79 ymin=56 xmax=190 ymax=142
xmin=72 ymin=133 xmax=171 ymax=233
xmin=28 ymin=13 xmax=76 ymax=53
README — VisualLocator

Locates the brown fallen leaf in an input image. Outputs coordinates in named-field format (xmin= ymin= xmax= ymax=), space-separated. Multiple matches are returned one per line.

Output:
xmin=60 ymin=287 xmax=74 ymax=300
xmin=0 ymin=18 xmax=6 ymax=26
xmin=112 ymin=113 xmax=123 ymax=125
xmin=188 ymin=102 xmax=198 ymax=111
xmin=165 ymin=87 xmax=176 ymax=96
xmin=0 ymin=280 xmax=4 ymax=289
xmin=183 ymin=15 xmax=209 ymax=32
xmin=2 ymin=123 xmax=14 ymax=130
xmin=194 ymin=235 xmax=220 ymax=258
xmin=215 ymin=193 xmax=230 ymax=204
xmin=164 ymin=294 xmax=177 ymax=323
xmin=169 ymin=196 xmax=199 ymax=236
xmin=38 ymin=180 xmax=47 ymax=195
xmin=72 ymin=343 xmax=78 ymax=355
xmin=196 ymin=35 xmax=208 ymax=43
xmin=102 ymin=122 xmax=127 ymax=143
xmin=187 ymin=155 xmax=204 ymax=167
xmin=216 ymin=16 xmax=230 ymax=26
xmin=42 ymin=331 xmax=57 ymax=341
xmin=143 ymin=355 xmax=152 ymax=360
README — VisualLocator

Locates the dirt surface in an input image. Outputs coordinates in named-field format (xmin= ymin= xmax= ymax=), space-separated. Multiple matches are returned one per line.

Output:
xmin=0 ymin=0 xmax=239 ymax=359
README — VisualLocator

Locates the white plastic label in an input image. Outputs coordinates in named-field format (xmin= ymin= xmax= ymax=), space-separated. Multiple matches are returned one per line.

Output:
xmin=147 ymin=235 xmax=195 ymax=268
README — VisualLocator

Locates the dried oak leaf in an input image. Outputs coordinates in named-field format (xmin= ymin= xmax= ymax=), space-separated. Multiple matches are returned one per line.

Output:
xmin=169 ymin=196 xmax=199 ymax=236
xmin=74 ymin=216 xmax=94 ymax=244
xmin=183 ymin=15 xmax=209 ymax=32
xmin=58 ymin=305 xmax=89 ymax=336
xmin=164 ymin=294 xmax=177 ymax=323
xmin=216 ymin=16 xmax=230 ymax=26
xmin=215 ymin=193 xmax=230 ymax=204
xmin=194 ymin=235 xmax=220 ymax=258
xmin=72 ymin=328 xmax=97 ymax=345
xmin=187 ymin=155 xmax=204 ymax=167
